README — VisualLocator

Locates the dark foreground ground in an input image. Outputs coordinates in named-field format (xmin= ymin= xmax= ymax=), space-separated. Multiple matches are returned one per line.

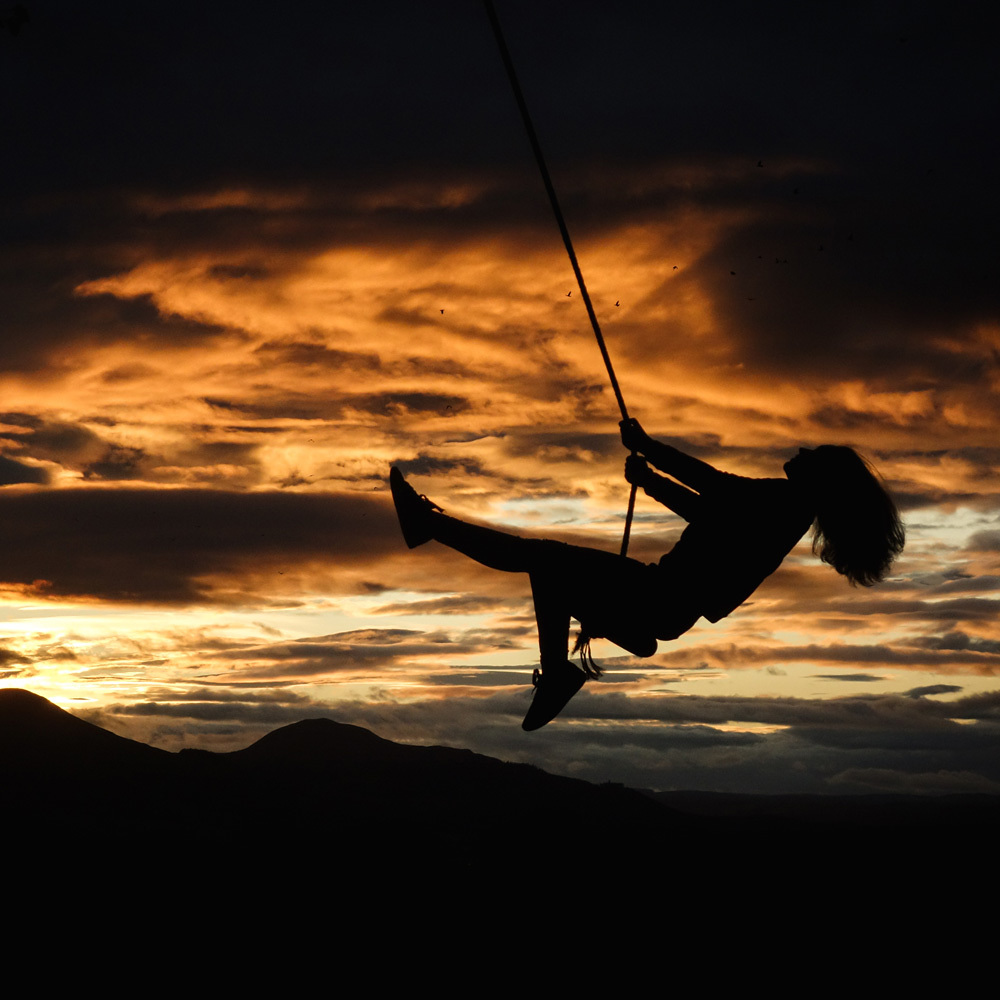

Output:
xmin=4 ymin=688 xmax=996 ymax=952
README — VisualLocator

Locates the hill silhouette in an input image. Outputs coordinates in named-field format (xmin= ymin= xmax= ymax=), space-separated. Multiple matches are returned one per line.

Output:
xmin=4 ymin=689 xmax=998 ymax=911
xmin=0 ymin=688 xmax=169 ymax=770
xmin=1 ymin=690 xmax=679 ymax=879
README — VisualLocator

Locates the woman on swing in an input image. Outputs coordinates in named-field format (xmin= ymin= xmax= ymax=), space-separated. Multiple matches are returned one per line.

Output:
xmin=390 ymin=417 xmax=904 ymax=731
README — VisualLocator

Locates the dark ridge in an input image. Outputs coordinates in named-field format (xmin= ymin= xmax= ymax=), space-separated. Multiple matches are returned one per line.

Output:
xmin=0 ymin=689 xmax=680 ymax=886
xmin=653 ymin=788 xmax=1000 ymax=832
xmin=233 ymin=715 xmax=406 ymax=762
xmin=0 ymin=688 xmax=169 ymax=771
xmin=3 ymin=689 xmax=998 ymax=915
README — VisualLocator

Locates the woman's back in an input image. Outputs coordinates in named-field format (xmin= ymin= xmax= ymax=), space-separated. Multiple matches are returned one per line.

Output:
xmin=658 ymin=473 xmax=815 ymax=624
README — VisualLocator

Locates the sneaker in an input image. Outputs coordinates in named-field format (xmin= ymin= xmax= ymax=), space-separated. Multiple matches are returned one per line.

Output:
xmin=521 ymin=660 xmax=586 ymax=731
xmin=389 ymin=467 xmax=441 ymax=548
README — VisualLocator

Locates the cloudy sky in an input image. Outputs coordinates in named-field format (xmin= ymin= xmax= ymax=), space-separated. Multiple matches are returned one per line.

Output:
xmin=2 ymin=1 xmax=998 ymax=795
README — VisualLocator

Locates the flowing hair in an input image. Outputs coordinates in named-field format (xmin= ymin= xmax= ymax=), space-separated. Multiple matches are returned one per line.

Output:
xmin=808 ymin=446 xmax=905 ymax=586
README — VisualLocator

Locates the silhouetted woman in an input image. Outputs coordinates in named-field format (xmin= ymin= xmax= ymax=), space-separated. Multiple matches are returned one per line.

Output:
xmin=390 ymin=418 xmax=904 ymax=731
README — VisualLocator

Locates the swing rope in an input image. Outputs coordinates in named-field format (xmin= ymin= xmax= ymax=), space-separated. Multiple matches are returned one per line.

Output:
xmin=484 ymin=0 xmax=638 ymax=558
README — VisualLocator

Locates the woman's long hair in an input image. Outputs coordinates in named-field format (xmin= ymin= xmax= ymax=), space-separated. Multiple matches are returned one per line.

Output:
xmin=806 ymin=446 xmax=905 ymax=586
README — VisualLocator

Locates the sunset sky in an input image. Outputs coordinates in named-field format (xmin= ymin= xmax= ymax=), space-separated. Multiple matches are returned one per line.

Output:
xmin=2 ymin=1 xmax=998 ymax=795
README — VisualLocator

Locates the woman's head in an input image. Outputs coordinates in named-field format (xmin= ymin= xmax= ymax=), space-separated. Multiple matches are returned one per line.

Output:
xmin=786 ymin=445 xmax=905 ymax=586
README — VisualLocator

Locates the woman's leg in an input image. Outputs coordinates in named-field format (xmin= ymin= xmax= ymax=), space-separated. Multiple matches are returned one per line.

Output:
xmin=530 ymin=570 xmax=572 ymax=667
xmin=427 ymin=510 xmax=553 ymax=574
xmin=428 ymin=510 xmax=660 ymax=663
xmin=391 ymin=467 xmax=654 ymax=685
xmin=522 ymin=570 xmax=587 ymax=730
xmin=421 ymin=512 xmax=590 ymax=730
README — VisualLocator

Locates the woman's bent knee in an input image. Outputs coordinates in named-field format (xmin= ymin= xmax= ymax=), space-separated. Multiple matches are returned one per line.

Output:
xmin=616 ymin=632 xmax=657 ymax=657
xmin=581 ymin=620 xmax=657 ymax=658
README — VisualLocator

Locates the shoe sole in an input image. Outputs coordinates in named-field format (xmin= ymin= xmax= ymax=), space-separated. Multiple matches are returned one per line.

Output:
xmin=522 ymin=666 xmax=586 ymax=731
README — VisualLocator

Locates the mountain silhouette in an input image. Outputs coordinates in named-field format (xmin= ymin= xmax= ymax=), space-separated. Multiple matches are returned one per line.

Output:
xmin=0 ymin=688 xmax=169 ymax=771
xmin=1 ymin=690 xmax=680 ymax=884
xmin=4 ymin=688 xmax=998 ymax=914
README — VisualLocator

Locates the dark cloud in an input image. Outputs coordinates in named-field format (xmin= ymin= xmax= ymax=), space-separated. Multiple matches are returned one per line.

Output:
xmin=184 ymin=441 xmax=259 ymax=465
xmin=109 ymin=699 xmax=335 ymax=726
xmin=3 ymin=3 xmax=509 ymax=194
xmin=350 ymin=393 xmax=470 ymax=418
xmin=254 ymin=340 xmax=382 ymax=372
xmin=100 ymin=363 xmax=161 ymax=384
xmin=201 ymin=390 xmax=474 ymax=423
xmin=798 ymin=596 xmax=1000 ymax=626
xmin=660 ymin=640 xmax=1000 ymax=671
xmin=80 ymin=667 xmax=1000 ymax=796
xmin=7 ymin=3 xmax=990 ymax=191
xmin=947 ymin=690 xmax=1000 ymax=721
xmin=0 ymin=643 xmax=32 ymax=680
xmin=927 ymin=576 xmax=1000 ymax=597
xmin=0 ymin=412 xmax=106 ymax=466
xmin=813 ymin=673 xmax=885 ymax=683
xmin=5 ymin=3 xmax=992 ymax=375
xmin=202 ymin=394 xmax=339 ymax=422
xmin=0 ymin=648 xmax=30 ymax=667
xmin=905 ymin=685 xmax=963 ymax=699
xmin=690 ymin=193 xmax=999 ymax=383
xmin=372 ymin=594 xmax=521 ymax=616
xmin=2 ymin=413 xmax=264 ymax=484
xmin=0 ymin=455 xmax=49 ymax=486
xmin=0 ymin=260 xmax=230 ymax=370
xmin=82 ymin=444 xmax=148 ymax=481
xmin=211 ymin=626 xmax=517 ymax=677
xmin=890 ymin=487 xmax=995 ymax=513
xmin=0 ymin=487 xmax=402 ymax=603
xmin=967 ymin=530 xmax=1000 ymax=552
xmin=421 ymin=668 xmax=533 ymax=689
xmin=910 ymin=632 xmax=1000 ymax=655
xmin=394 ymin=454 xmax=493 ymax=479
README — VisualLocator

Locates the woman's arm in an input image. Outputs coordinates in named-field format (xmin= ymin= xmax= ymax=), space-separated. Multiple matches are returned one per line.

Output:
xmin=620 ymin=418 xmax=723 ymax=494
xmin=625 ymin=455 xmax=703 ymax=522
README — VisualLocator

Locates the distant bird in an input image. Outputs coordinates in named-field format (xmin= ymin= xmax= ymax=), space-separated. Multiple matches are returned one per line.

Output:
xmin=440 ymin=309 xmax=444 ymax=314
xmin=615 ymin=300 xmax=620 ymax=307
xmin=757 ymin=160 xmax=763 ymax=167
xmin=672 ymin=265 xmax=678 ymax=270
xmin=730 ymin=271 xmax=736 ymax=276
xmin=566 ymin=291 xmax=572 ymax=297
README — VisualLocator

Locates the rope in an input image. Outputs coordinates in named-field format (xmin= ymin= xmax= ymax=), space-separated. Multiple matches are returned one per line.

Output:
xmin=483 ymin=0 xmax=638 ymax=556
